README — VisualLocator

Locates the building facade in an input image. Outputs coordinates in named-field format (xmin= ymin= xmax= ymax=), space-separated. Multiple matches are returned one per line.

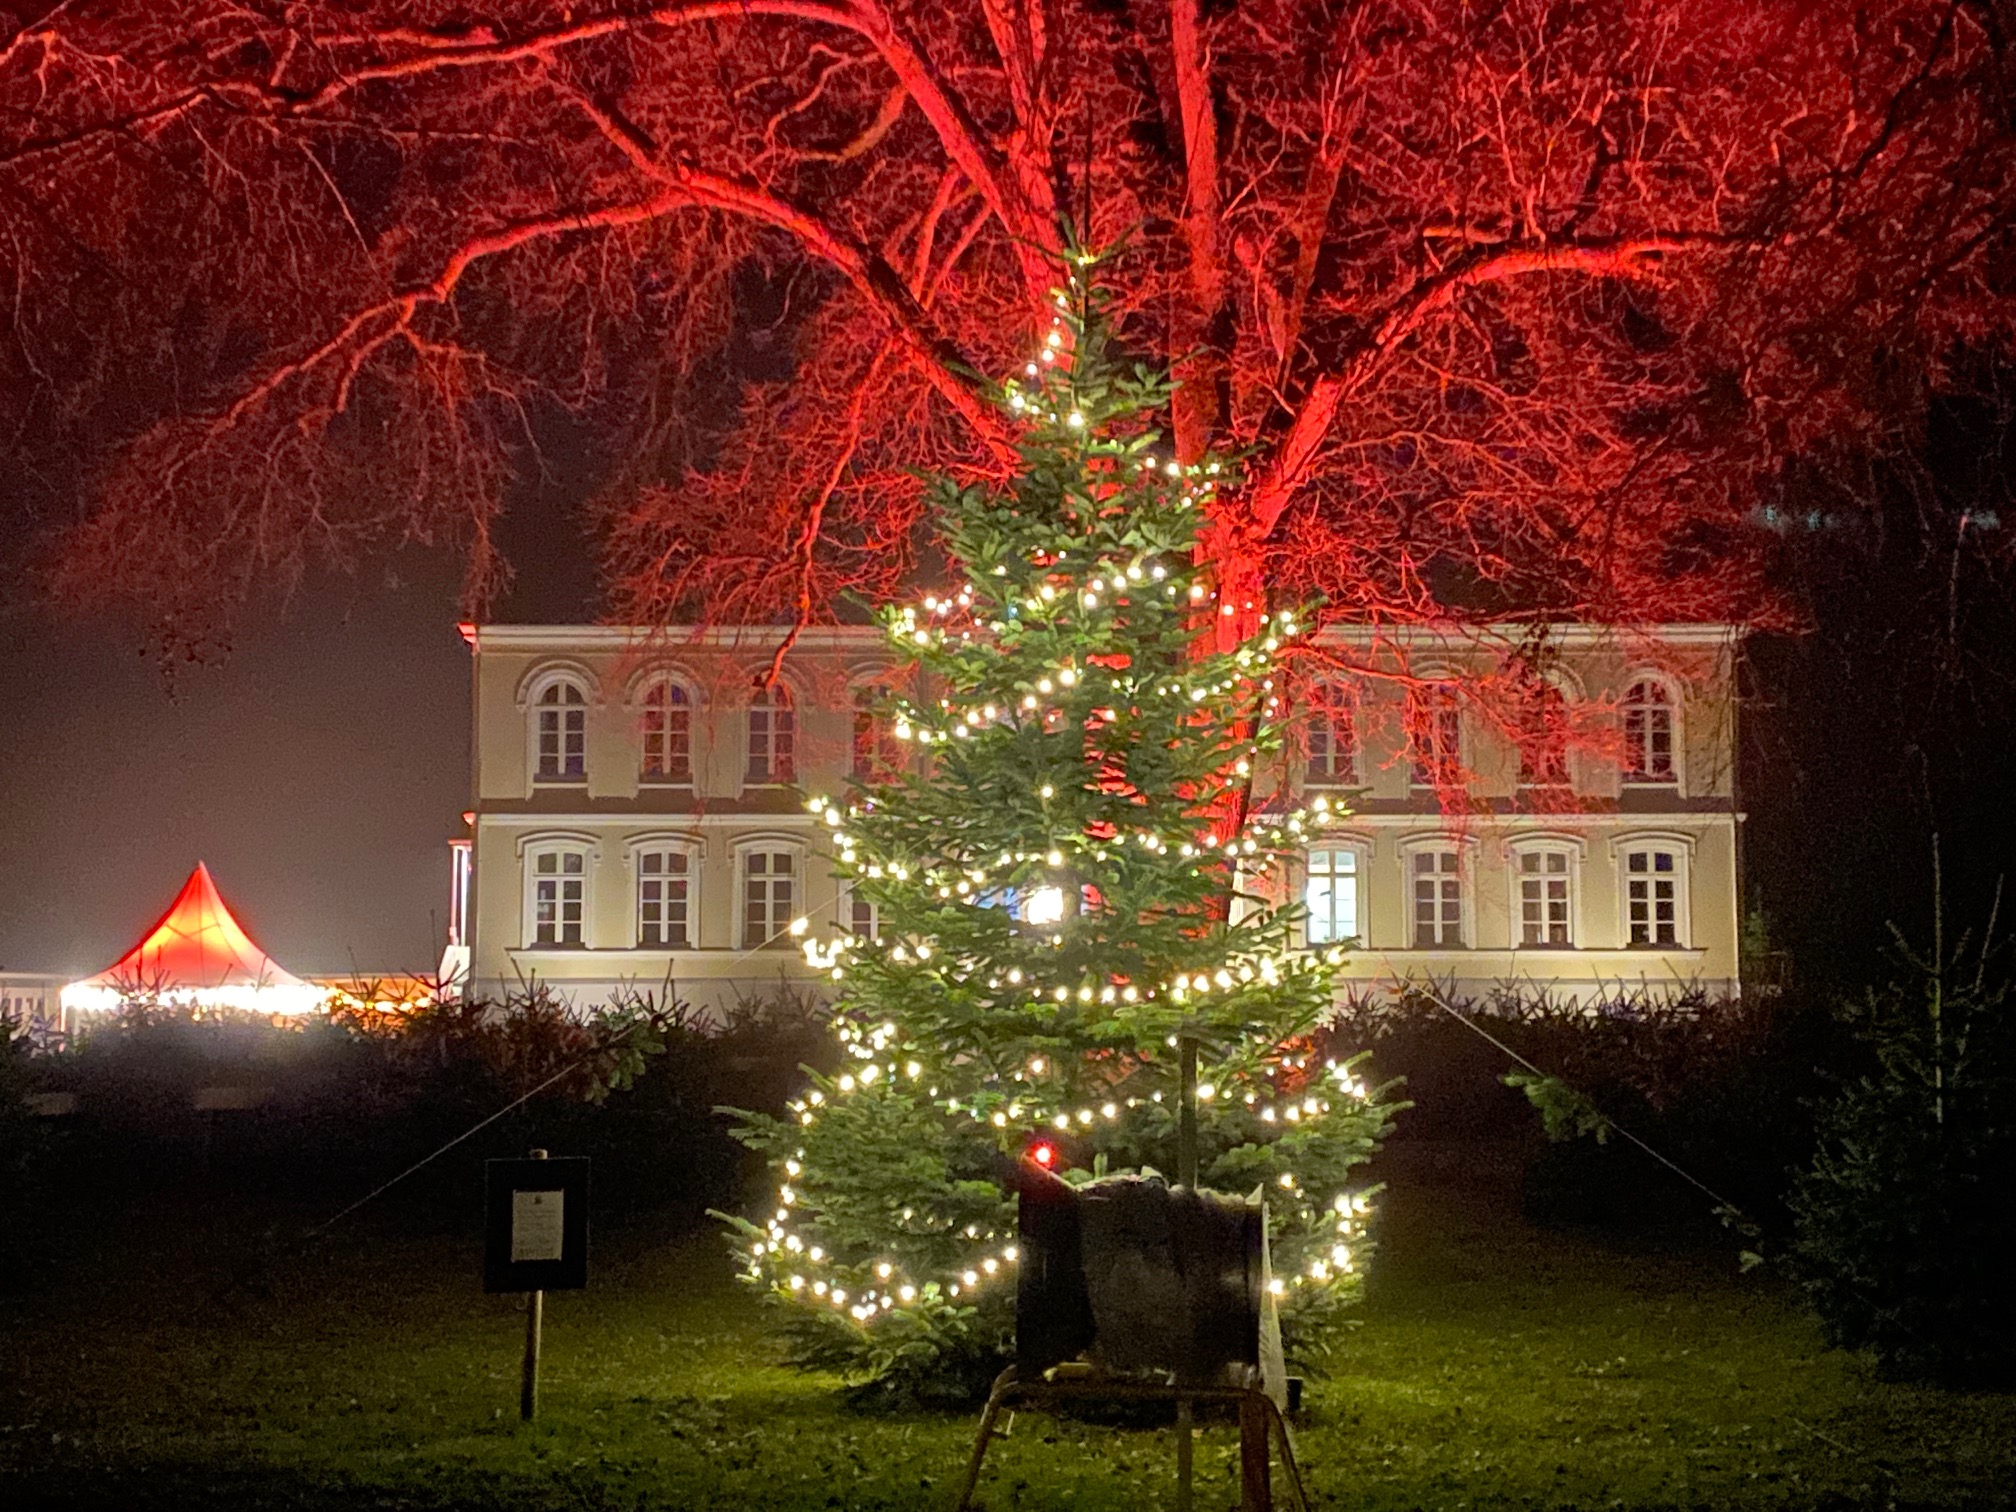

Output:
xmin=458 ymin=623 xmax=1742 ymax=1013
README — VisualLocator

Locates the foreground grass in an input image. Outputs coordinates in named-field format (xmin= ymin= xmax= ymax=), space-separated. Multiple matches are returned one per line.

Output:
xmin=4 ymin=1151 xmax=2013 ymax=1510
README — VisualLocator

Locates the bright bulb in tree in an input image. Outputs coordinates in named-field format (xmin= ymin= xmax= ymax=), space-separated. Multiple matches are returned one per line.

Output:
xmin=1023 ymin=886 xmax=1066 ymax=927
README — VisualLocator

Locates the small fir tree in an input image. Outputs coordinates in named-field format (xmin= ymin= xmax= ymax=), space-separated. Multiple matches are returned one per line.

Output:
xmin=1790 ymin=910 xmax=2016 ymax=1386
xmin=725 ymin=280 xmax=1398 ymax=1405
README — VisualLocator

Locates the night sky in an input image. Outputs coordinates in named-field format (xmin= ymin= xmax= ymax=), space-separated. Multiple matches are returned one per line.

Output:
xmin=0 ymin=458 xmax=601 ymax=979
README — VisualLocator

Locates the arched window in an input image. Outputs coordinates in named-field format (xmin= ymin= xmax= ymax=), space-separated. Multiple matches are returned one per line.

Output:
xmin=534 ymin=680 xmax=587 ymax=783
xmin=1407 ymin=684 xmax=1462 ymax=789
xmin=1623 ymin=678 xmax=1677 ymax=784
xmin=747 ymin=685 xmax=796 ymax=785
xmin=851 ymin=683 xmax=904 ymax=783
xmin=1303 ymin=845 xmax=1364 ymax=947
xmin=523 ymin=841 xmax=590 ymax=947
xmin=1305 ymin=682 xmax=1358 ymax=788
xmin=641 ymin=677 xmax=692 ymax=785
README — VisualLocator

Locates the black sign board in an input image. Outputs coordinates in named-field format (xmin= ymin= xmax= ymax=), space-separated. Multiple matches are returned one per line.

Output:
xmin=484 ymin=1156 xmax=590 ymax=1293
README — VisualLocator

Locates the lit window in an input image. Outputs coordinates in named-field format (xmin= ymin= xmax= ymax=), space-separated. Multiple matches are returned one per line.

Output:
xmin=1624 ymin=847 xmax=1684 ymax=946
xmin=636 ymin=848 xmax=691 ymax=948
xmin=1517 ymin=850 xmax=1573 ymax=946
xmin=1305 ymin=684 xmax=1358 ymax=787
xmin=1408 ymin=686 xmax=1462 ymax=788
xmin=1411 ymin=849 xmax=1464 ymax=947
xmin=1304 ymin=848 xmax=1360 ymax=946
xmin=1519 ymin=682 xmax=1569 ymax=787
xmin=742 ymin=849 xmax=798 ymax=949
xmin=641 ymin=679 xmax=692 ymax=784
xmin=528 ymin=847 xmax=587 ymax=947
xmin=535 ymin=681 xmax=587 ymax=783
xmin=1623 ymin=680 xmax=1676 ymax=783
xmin=852 ymin=685 xmax=903 ymax=783
xmin=747 ymin=686 xmax=796 ymax=785
xmin=849 ymin=891 xmax=880 ymax=940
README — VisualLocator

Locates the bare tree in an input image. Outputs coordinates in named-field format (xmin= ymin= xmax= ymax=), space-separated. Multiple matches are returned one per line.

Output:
xmin=2 ymin=0 xmax=2012 ymax=684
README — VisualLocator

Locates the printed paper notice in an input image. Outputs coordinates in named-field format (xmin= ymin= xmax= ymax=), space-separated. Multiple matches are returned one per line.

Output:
xmin=511 ymin=1189 xmax=566 ymax=1263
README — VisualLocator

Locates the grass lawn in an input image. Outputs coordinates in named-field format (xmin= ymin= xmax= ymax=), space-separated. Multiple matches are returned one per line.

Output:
xmin=4 ymin=1146 xmax=2012 ymax=1510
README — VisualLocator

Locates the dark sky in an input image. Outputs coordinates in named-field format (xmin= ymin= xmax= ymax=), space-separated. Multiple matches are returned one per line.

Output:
xmin=0 ymin=559 xmax=475 ymax=977
xmin=0 ymin=390 xmax=613 ymax=981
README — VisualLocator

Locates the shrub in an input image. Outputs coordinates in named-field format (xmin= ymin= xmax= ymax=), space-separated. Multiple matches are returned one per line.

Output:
xmin=0 ymin=1013 xmax=55 ymax=1290
xmin=22 ymin=986 xmax=832 ymax=1226
xmin=1320 ymin=985 xmax=1836 ymax=1231
xmin=1789 ymin=927 xmax=2016 ymax=1386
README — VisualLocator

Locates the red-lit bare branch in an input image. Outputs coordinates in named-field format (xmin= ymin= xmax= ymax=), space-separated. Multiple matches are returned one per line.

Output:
xmin=0 ymin=0 xmax=2011 ymax=671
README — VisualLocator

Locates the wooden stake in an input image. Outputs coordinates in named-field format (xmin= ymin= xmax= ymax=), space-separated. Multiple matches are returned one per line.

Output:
xmin=1239 ymin=1393 xmax=1272 ymax=1511
xmin=520 ymin=1148 xmax=547 ymax=1422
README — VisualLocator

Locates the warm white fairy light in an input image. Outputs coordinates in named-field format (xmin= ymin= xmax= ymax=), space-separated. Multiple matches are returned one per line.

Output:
xmin=733 ymin=298 xmax=1385 ymax=1335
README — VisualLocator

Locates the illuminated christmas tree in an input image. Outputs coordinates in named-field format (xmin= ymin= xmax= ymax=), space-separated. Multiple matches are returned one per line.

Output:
xmin=725 ymin=278 xmax=1397 ymax=1405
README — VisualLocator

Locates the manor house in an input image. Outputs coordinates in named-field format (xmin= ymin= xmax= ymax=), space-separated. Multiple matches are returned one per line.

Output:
xmin=447 ymin=623 xmax=1742 ymax=1012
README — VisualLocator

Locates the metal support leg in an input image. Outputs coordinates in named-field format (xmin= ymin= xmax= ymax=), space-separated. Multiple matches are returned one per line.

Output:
xmin=954 ymin=1368 xmax=1018 ymax=1511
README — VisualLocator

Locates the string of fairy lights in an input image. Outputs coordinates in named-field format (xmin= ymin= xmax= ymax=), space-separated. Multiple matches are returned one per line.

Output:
xmin=742 ymin=277 xmax=1379 ymax=1327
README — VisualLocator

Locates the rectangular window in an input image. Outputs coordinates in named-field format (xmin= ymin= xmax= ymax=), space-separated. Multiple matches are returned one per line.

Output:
xmin=1304 ymin=848 xmax=1360 ymax=946
xmin=642 ymin=686 xmax=691 ymax=784
xmin=748 ymin=696 xmax=796 ymax=784
xmin=849 ymin=891 xmax=879 ymax=940
xmin=1411 ymin=850 xmax=1464 ymax=947
xmin=743 ymin=850 xmax=798 ymax=949
xmin=1518 ymin=851 xmax=1573 ymax=946
xmin=637 ymin=849 xmax=691 ymax=948
xmin=1626 ymin=849 xmax=1681 ymax=946
xmin=1306 ymin=691 xmax=1357 ymax=787
xmin=1519 ymin=687 xmax=1569 ymax=787
xmin=537 ymin=706 xmax=585 ymax=781
xmin=532 ymin=850 xmax=585 ymax=946
xmin=1624 ymin=681 xmax=1677 ymax=783
xmin=1408 ymin=689 xmax=1462 ymax=788
xmin=852 ymin=691 xmax=904 ymax=783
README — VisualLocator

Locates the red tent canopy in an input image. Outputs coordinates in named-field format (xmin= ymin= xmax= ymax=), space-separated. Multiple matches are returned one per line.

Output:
xmin=80 ymin=862 xmax=305 ymax=992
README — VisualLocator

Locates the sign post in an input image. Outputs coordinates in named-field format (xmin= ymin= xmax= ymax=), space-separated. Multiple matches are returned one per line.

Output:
xmin=522 ymin=1255 xmax=543 ymax=1421
xmin=485 ymin=1149 xmax=589 ymax=1423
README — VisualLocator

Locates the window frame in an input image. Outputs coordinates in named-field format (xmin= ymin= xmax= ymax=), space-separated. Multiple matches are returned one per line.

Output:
xmin=519 ymin=835 xmax=595 ymax=950
xmin=734 ymin=837 xmax=805 ymax=950
xmin=847 ymin=886 xmax=881 ymax=941
xmin=629 ymin=834 xmax=701 ymax=949
xmin=1406 ymin=682 xmax=1465 ymax=790
xmin=850 ymin=677 xmax=906 ymax=785
xmin=746 ymin=684 xmax=798 ymax=787
xmin=1517 ymin=676 xmax=1574 ymax=790
xmin=1621 ymin=674 xmax=1683 ymax=788
xmin=637 ymin=673 xmax=697 ymax=788
xmin=1508 ymin=836 xmax=1585 ymax=950
xmin=1302 ymin=680 xmax=1360 ymax=790
xmin=1400 ymin=836 xmax=1473 ymax=949
xmin=527 ymin=673 xmax=590 ymax=786
xmin=1615 ymin=834 xmax=1694 ymax=949
xmin=1302 ymin=839 xmax=1369 ymax=949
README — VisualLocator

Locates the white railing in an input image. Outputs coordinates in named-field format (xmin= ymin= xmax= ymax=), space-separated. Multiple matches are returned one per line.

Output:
xmin=0 ymin=972 xmax=68 ymax=1037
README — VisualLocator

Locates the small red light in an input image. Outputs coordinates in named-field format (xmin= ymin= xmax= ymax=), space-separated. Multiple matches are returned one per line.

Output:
xmin=1030 ymin=1141 xmax=1056 ymax=1168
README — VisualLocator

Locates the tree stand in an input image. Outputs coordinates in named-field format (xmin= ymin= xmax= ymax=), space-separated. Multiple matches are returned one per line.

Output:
xmin=953 ymin=1364 xmax=1310 ymax=1512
